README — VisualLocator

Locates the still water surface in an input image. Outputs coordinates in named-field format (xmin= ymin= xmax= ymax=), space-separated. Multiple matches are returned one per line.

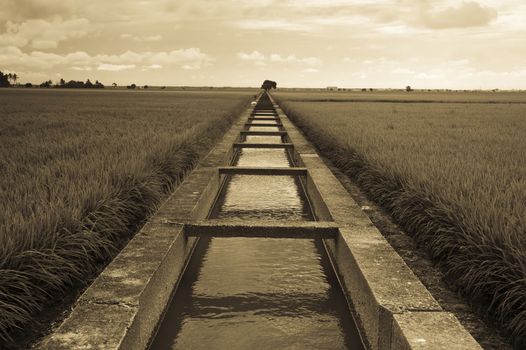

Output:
xmin=211 ymin=174 xmax=311 ymax=221
xmin=244 ymin=135 xmax=282 ymax=144
xmin=234 ymin=149 xmax=290 ymax=168
xmin=150 ymin=237 xmax=363 ymax=349
xmin=250 ymin=120 xmax=279 ymax=124
xmin=247 ymin=126 xmax=280 ymax=132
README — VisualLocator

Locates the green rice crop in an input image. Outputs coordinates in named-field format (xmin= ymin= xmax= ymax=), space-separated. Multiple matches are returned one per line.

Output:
xmin=275 ymin=92 xmax=526 ymax=348
xmin=0 ymin=89 xmax=251 ymax=343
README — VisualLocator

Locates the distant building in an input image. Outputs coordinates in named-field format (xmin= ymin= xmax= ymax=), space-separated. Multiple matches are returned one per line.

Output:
xmin=326 ymin=86 xmax=338 ymax=91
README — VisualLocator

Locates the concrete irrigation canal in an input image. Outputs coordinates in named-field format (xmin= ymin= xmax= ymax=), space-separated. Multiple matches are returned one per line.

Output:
xmin=40 ymin=92 xmax=482 ymax=349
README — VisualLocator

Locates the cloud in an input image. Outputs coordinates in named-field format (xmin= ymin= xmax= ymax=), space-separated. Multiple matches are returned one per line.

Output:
xmin=420 ymin=1 xmax=498 ymax=29
xmin=392 ymin=68 xmax=416 ymax=74
xmin=237 ymin=51 xmax=322 ymax=68
xmin=416 ymin=72 xmax=440 ymax=79
xmin=71 ymin=66 xmax=92 ymax=71
xmin=0 ymin=17 xmax=91 ymax=49
xmin=97 ymin=63 xmax=136 ymax=71
xmin=143 ymin=64 xmax=162 ymax=70
xmin=0 ymin=46 xmax=214 ymax=72
xmin=0 ymin=0 xmax=520 ymax=88
xmin=302 ymin=68 xmax=319 ymax=73
xmin=235 ymin=19 xmax=314 ymax=32
xmin=95 ymin=50 xmax=145 ymax=64
xmin=0 ymin=46 xmax=65 ymax=69
xmin=237 ymin=51 xmax=265 ymax=61
xmin=149 ymin=48 xmax=214 ymax=69
xmin=270 ymin=54 xmax=322 ymax=66
xmin=0 ymin=46 xmax=213 ymax=71
xmin=64 ymin=51 xmax=92 ymax=65
xmin=0 ymin=0 xmax=76 ymax=21
xmin=237 ymin=51 xmax=266 ymax=66
xmin=120 ymin=33 xmax=163 ymax=41
xmin=343 ymin=57 xmax=357 ymax=63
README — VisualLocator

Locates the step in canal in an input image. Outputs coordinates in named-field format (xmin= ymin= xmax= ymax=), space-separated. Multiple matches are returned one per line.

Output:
xmin=40 ymin=92 xmax=482 ymax=350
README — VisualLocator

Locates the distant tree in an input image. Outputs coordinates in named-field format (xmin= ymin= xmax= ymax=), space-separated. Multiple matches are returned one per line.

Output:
xmin=0 ymin=71 xmax=11 ymax=87
xmin=112 ymin=82 xmax=117 ymax=88
xmin=64 ymin=80 xmax=82 ymax=88
xmin=12 ymin=73 xmax=18 ymax=85
xmin=261 ymin=80 xmax=277 ymax=91
xmin=51 ymin=79 xmax=103 ymax=89
xmin=143 ymin=85 xmax=148 ymax=89
xmin=127 ymin=83 xmax=136 ymax=89
xmin=369 ymin=88 xmax=373 ymax=91
xmin=24 ymin=82 xmax=33 ymax=88
xmin=40 ymin=80 xmax=52 ymax=88
xmin=406 ymin=85 xmax=412 ymax=92
xmin=161 ymin=86 xmax=166 ymax=90
xmin=361 ymin=88 xmax=367 ymax=91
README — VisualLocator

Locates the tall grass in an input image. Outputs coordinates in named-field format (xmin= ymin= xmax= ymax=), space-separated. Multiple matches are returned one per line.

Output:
xmin=275 ymin=94 xmax=526 ymax=348
xmin=0 ymin=89 xmax=251 ymax=343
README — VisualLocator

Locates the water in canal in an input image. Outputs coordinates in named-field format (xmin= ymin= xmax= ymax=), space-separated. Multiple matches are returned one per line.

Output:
xmin=244 ymin=135 xmax=283 ymax=144
xmin=247 ymin=126 xmax=279 ymax=132
xmin=150 ymin=109 xmax=364 ymax=349
xmin=235 ymin=149 xmax=290 ymax=168
xmin=250 ymin=120 xmax=279 ymax=124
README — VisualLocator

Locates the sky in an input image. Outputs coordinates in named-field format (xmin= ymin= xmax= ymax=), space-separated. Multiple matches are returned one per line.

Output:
xmin=0 ymin=0 xmax=525 ymax=89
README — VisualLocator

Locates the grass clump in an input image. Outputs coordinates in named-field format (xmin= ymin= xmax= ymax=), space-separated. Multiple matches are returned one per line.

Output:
xmin=275 ymin=93 xmax=526 ymax=348
xmin=0 ymin=89 xmax=251 ymax=343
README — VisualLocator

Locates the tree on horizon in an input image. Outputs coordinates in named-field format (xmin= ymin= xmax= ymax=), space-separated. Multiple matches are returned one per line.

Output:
xmin=261 ymin=80 xmax=277 ymax=90
xmin=0 ymin=71 xmax=11 ymax=87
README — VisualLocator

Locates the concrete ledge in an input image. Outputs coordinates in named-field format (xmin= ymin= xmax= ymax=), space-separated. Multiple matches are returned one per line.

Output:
xmin=233 ymin=142 xmax=294 ymax=149
xmin=245 ymin=122 xmax=282 ymax=127
xmin=218 ymin=166 xmax=307 ymax=176
xmin=240 ymin=130 xmax=287 ymax=136
xmin=40 ymin=222 xmax=192 ymax=350
xmin=247 ymin=117 xmax=279 ymax=121
xmin=327 ymin=227 xmax=442 ymax=349
xmin=184 ymin=220 xmax=338 ymax=238
xmin=391 ymin=312 xmax=482 ymax=350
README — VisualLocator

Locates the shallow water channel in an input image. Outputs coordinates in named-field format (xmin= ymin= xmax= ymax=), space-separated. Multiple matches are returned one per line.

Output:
xmin=150 ymin=108 xmax=364 ymax=349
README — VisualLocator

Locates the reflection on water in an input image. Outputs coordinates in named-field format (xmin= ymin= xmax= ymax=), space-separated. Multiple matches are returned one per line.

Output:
xmin=234 ymin=149 xmax=291 ymax=168
xmin=150 ymin=237 xmax=363 ymax=350
xmin=244 ymin=135 xmax=282 ymax=143
xmin=211 ymin=175 xmax=311 ymax=221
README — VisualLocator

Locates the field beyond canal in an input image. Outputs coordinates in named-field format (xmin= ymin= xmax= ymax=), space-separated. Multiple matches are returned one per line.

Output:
xmin=0 ymin=89 xmax=252 ymax=345
xmin=274 ymin=90 xmax=526 ymax=348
